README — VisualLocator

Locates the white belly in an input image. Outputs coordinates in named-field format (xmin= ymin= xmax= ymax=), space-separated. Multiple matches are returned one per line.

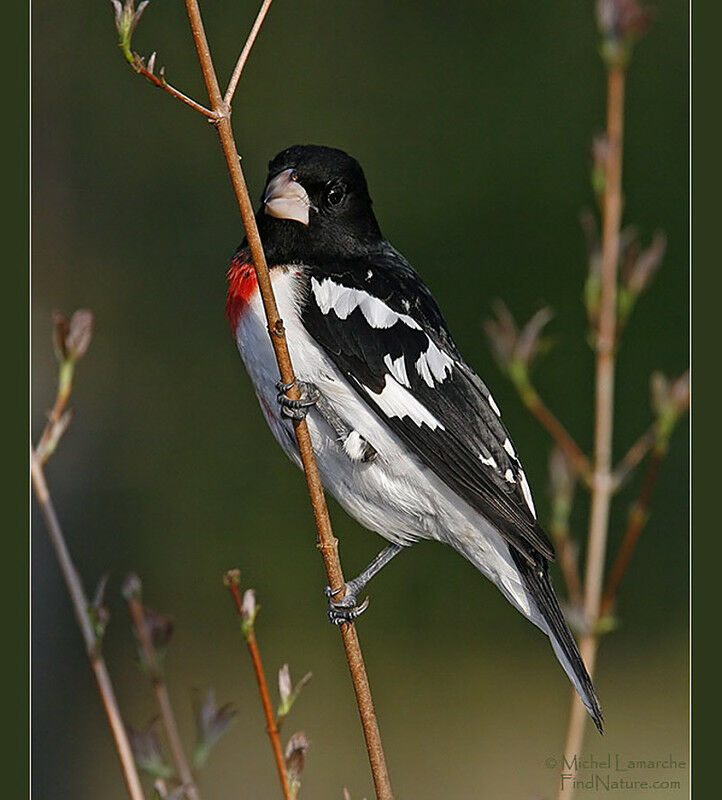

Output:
xmin=234 ymin=267 xmax=539 ymax=620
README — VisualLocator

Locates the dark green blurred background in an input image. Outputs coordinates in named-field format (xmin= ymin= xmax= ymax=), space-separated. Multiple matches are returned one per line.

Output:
xmin=32 ymin=1 xmax=688 ymax=798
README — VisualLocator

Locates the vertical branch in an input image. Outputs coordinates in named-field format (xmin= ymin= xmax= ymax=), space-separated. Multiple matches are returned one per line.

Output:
xmin=180 ymin=3 xmax=393 ymax=798
xmin=559 ymin=62 xmax=625 ymax=799
xmin=224 ymin=572 xmax=291 ymax=800
xmin=124 ymin=585 xmax=200 ymax=800
xmin=31 ymin=457 xmax=146 ymax=800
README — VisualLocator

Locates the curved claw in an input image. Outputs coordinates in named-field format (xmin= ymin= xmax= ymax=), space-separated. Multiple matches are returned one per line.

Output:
xmin=276 ymin=380 xmax=320 ymax=420
xmin=328 ymin=595 xmax=370 ymax=625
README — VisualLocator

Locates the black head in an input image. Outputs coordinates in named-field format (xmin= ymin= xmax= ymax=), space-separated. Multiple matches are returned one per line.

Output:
xmin=256 ymin=145 xmax=382 ymax=264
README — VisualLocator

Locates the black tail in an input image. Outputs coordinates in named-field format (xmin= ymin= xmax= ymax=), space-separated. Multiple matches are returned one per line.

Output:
xmin=515 ymin=555 xmax=604 ymax=733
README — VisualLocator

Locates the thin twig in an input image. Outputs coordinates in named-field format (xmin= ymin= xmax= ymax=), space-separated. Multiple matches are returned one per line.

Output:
xmin=600 ymin=442 xmax=665 ymax=617
xmin=611 ymin=422 xmax=656 ymax=489
xmin=131 ymin=55 xmax=217 ymax=119
xmin=179 ymin=2 xmax=393 ymax=797
xmin=31 ymin=455 xmax=145 ymax=800
xmin=224 ymin=572 xmax=291 ymax=800
xmin=559 ymin=62 xmax=626 ymax=800
xmin=224 ymin=0 xmax=275 ymax=107
xmin=125 ymin=591 xmax=200 ymax=800
xmin=520 ymin=384 xmax=593 ymax=486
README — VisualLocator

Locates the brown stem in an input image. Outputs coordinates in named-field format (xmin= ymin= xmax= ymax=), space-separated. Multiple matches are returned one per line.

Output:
xmin=600 ymin=443 xmax=665 ymax=617
xmin=132 ymin=56 xmax=217 ymax=119
xmin=126 ymin=595 xmax=199 ymax=800
xmin=559 ymin=62 xmax=625 ymax=799
xmin=30 ymin=455 xmax=145 ymax=800
xmin=522 ymin=386 xmax=592 ymax=486
xmin=224 ymin=0 xmax=275 ymax=107
xmin=558 ymin=63 xmax=625 ymax=800
xmin=180 ymin=2 xmax=393 ymax=797
xmin=225 ymin=577 xmax=291 ymax=800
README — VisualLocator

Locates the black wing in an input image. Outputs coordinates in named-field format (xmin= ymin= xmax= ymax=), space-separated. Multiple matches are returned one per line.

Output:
xmin=301 ymin=244 xmax=554 ymax=565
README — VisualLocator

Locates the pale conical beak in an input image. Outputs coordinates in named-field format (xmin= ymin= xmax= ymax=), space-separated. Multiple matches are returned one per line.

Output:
xmin=263 ymin=168 xmax=313 ymax=226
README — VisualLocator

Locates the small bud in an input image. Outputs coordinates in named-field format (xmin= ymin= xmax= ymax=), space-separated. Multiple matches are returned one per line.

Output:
xmin=223 ymin=568 xmax=241 ymax=589
xmin=284 ymin=731 xmax=310 ymax=800
xmin=278 ymin=663 xmax=292 ymax=706
xmin=277 ymin=665 xmax=312 ymax=729
xmin=240 ymin=588 xmax=258 ymax=637
xmin=192 ymin=688 xmax=237 ymax=769
xmin=650 ymin=369 xmax=690 ymax=442
xmin=129 ymin=722 xmax=174 ymax=779
xmin=66 ymin=309 xmax=94 ymax=361
xmin=122 ymin=571 xmax=143 ymax=602
xmin=142 ymin=606 xmax=175 ymax=652
xmin=669 ymin=369 xmax=690 ymax=413
xmin=110 ymin=0 xmax=152 ymax=62
xmin=131 ymin=1 xmax=150 ymax=35
xmin=483 ymin=300 xmax=553 ymax=384
xmin=516 ymin=307 xmax=554 ymax=366
xmin=147 ymin=51 xmax=157 ymax=74
xmin=623 ymin=230 xmax=666 ymax=297
xmin=596 ymin=0 xmax=655 ymax=67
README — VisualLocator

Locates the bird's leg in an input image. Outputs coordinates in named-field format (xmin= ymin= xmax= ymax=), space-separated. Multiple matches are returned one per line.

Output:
xmin=278 ymin=380 xmax=378 ymax=462
xmin=325 ymin=543 xmax=404 ymax=625
xmin=276 ymin=379 xmax=320 ymax=419
xmin=314 ymin=393 xmax=377 ymax=462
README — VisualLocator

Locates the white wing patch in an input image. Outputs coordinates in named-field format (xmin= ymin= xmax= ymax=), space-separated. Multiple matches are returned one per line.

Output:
xmin=504 ymin=469 xmax=515 ymax=483
xmin=415 ymin=342 xmax=454 ymax=387
xmin=479 ymin=454 xmax=498 ymax=468
xmin=383 ymin=353 xmax=410 ymax=387
xmin=362 ymin=374 xmax=445 ymax=430
xmin=312 ymin=276 xmax=454 ymax=388
xmin=487 ymin=392 xmax=502 ymax=417
xmin=503 ymin=438 xmax=515 ymax=458
xmin=518 ymin=469 xmax=537 ymax=518
xmin=311 ymin=277 xmax=421 ymax=331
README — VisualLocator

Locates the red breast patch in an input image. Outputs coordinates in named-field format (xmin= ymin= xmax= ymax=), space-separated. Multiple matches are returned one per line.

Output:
xmin=226 ymin=255 xmax=259 ymax=331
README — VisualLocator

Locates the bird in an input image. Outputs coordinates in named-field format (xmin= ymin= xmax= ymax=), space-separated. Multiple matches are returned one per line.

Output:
xmin=226 ymin=144 xmax=603 ymax=733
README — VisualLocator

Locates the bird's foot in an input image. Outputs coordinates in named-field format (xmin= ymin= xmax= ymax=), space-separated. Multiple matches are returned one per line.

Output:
xmin=275 ymin=379 xmax=320 ymax=420
xmin=324 ymin=580 xmax=370 ymax=625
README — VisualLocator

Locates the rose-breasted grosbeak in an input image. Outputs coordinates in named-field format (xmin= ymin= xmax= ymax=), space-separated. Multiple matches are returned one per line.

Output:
xmin=227 ymin=145 xmax=603 ymax=732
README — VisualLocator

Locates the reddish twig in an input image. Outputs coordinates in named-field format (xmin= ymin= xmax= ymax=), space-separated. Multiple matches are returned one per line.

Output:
xmin=178 ymin=2 xmax=393 ymax=797
xmin=125 ymin=589 xmax=200 ymax=800
xmin=521 ymin=385 xmax=593 ymax=486
xmin=600 ymin=442 xmax=664 ymax=618
xmin=130 ymin=54 xmax=217 ymax=119
xmin=224 ymin=0 xmax=275 ymax=107
xmin=31 ymin=455 xmax=145 ymax=800
xmin=224 ymin=571 xmax=291 ymax=800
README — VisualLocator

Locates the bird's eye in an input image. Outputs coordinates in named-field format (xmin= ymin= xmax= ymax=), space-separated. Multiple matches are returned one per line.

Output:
xmin=326 ymin=183 xmax=345 ymax=207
